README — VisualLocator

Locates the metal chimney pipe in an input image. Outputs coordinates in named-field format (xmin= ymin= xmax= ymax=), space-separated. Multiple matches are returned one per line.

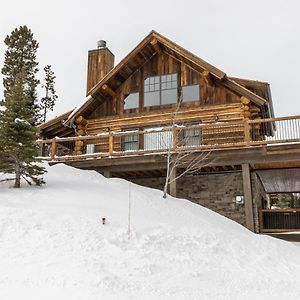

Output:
xmin=97 ymin=40 xmax=106 ymax=49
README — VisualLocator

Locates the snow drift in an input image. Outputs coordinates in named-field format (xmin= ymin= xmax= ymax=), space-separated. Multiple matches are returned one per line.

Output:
xmin=0 ymin=164 xmax=300 ymax=300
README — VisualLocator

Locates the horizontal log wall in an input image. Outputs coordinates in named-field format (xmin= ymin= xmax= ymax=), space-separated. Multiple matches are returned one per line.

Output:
xmin=87 ymin=104 xmax=245 ymax=150
xmin=86 ymin=103 xmax=245 ymax=133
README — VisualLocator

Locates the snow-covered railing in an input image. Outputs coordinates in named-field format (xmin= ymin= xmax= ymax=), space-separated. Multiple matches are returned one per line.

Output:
xmin=36 ymin=115 xmax=300 ymax=161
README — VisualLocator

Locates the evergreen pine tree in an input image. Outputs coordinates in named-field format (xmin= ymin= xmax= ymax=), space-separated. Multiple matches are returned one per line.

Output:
xmin=0 ymin=71 xmax=45 ymax=188
xmin=1 ymin=25 xmax=40 ymax=123
xmin=41 ymin=65 xmax=58 ymax=122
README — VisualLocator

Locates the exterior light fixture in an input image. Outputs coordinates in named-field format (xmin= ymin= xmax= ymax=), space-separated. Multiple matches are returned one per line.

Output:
xmin=235 ymin=195 xmax=244 ymax=205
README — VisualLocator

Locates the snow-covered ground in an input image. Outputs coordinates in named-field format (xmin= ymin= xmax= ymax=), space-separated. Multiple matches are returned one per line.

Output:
xmin=0 ymin=164 xmax=300 ymax=300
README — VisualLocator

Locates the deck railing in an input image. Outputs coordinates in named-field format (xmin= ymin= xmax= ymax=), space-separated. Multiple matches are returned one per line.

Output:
xmin=37 ymin=115 xmax=300 ymax=161
xmin=259 ymin=208 xmax=300 ymax=233
xmin=249 ymin=115 xmax=300 ymax=145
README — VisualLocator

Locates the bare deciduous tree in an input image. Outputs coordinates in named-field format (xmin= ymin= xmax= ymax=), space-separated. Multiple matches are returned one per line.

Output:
xmin=152 ymin=101 xmax=214 ymax=198
xmin=127 ymin=180 xmax=132 ymax=240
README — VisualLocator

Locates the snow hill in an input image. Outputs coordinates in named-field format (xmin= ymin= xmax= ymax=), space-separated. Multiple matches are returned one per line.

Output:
xmin=0 ymin=164 xmax=300 ymax=300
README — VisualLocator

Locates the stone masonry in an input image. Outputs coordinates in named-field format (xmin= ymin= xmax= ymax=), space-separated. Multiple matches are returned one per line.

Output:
xmin=132 ymin=171 xmax=263 ymax=227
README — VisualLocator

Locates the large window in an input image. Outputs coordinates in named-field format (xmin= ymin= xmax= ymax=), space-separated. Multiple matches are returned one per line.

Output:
xmin=182 ymin=84 xmax=200 ymax=102
xmin=124 ymin=92 xmax=139 ymax=109
xmin=144 ymin=74 xmax=178 ymax=106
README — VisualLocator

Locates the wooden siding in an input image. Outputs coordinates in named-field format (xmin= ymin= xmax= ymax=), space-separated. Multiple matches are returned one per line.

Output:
xmin=87 ymin=52 xmax=243 ymax=120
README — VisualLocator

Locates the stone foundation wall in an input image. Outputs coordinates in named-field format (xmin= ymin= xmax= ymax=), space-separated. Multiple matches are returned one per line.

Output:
xmin=132 ymin=176 xmax=165 ymax=191
xmin=132 ymin=172 xmax=247 ymax=226
xmin=177 ymin=172 xmax=246 ymax=226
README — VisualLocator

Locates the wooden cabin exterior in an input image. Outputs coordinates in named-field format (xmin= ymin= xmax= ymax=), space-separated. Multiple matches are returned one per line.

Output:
xmin=38 ymin=31 xmax=300 ymax=233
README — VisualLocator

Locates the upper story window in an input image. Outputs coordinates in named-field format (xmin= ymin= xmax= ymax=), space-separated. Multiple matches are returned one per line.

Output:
xmin=124 ymin=92 xmax=139 ymax=109
xmin=144 ymin=73 xmax=178 ymax=106
xmin=182 ymin=84 xmax=200 ymax=102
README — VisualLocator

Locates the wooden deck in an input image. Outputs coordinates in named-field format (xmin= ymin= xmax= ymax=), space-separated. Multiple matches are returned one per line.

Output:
xmin=37 ymin=115 xmax=300 ymax=171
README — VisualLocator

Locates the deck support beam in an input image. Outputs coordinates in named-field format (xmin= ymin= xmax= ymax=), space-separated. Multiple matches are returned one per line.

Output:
xmin=242 ymin=163 xmax=254 ymax=231
xmin=169 ymin=166 xmax=177 ymax=197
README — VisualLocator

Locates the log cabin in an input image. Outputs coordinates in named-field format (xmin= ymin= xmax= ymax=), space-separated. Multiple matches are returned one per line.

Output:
xmin=38 ymin=31 xmax=300 ymax=233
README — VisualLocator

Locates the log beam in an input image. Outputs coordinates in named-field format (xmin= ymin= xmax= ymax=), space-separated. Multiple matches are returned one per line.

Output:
xmin=101 ymin=84 xmax=116 ymax=97
xmin=240 ymin=96 xmax=251 ymax=105
xmin=202 ymin=70 xmax=213 ymax=86
xmin=50 ymin=138 xmax=57 ymax=160
xmin=75 ymin=116 xmax=87 ymax=126
xmin=150 ymin=39 xmax=162 ymax=54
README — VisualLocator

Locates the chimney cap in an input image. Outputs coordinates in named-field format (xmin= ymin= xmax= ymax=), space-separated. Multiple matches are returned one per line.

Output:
xmin=97 ymin=40 xmax=106 ymax=49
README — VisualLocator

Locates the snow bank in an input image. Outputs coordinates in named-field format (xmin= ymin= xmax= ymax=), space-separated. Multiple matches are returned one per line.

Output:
xmin=0 ymin=164 xmax=300 ymax=300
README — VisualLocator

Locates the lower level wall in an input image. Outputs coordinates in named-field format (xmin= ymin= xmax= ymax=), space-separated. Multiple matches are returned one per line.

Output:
xmin=132 ymin=172 xmax=247 ymax=226
xmin=131 ymin=171 xmax=266 ymax=230
xmin=177 ymin=172 xmax=246 ymax=226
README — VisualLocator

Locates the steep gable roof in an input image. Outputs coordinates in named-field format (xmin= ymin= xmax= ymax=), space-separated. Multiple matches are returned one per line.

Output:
xmin=65 ymin=31 xmax=268 ymax=124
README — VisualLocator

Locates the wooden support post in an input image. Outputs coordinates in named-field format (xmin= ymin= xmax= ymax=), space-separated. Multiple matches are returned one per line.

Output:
xmin=50 ymin=138 xmax=57 ymax=160
xmin=202 ymin=70 xmax=213 ymax=86
xmin=138 ymin=128 xmax=144 ymax=150
xmin=103 ymin=171 xmax=111 ymax=178
xmin=244 ymin=119 xmax=251 ymax=146
xmin=112 ymin=96 xmax=117 ymax=115
xmin=169 ymin=165 xmax=177 ymax=197
xmin=258 ymin=209 xmax=264 ymax=233
xmin=242 ymin=164 xmax=254 ymax=231
xmin=109 ymin=132 xmax=114 ymax=156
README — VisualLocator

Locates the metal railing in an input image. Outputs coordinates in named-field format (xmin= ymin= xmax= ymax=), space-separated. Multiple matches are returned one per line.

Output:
xmin=249 ymin=115 xmax=300 ymax=145
xmin=36 ymin=115 xmax=300 ymax=161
